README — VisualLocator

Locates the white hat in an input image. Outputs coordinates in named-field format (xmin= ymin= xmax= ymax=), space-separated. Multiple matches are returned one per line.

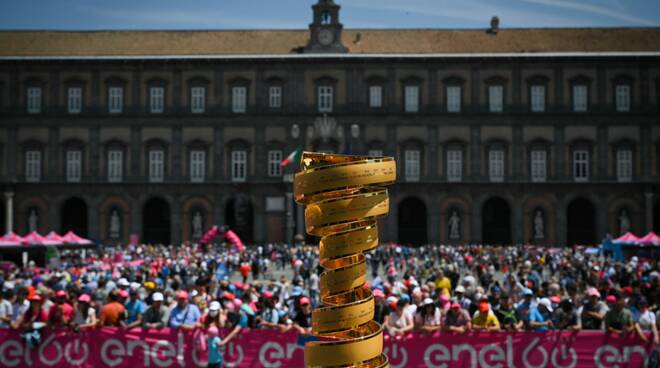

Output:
xmin=423 ymin=298 xmax=434 ymax=306
xmin=455 ymin=285 xmax=466 ymax=293
xmin=538 ymin=298 xmax=553 ymax=312
xmin=130 ymin=282 xmax=141 ymax=290
xmin=118 ymin=278 xmax=130 ymax=287
xmin=152 ymin=292 xmax=164 ymax=302
xmin=209 ymin=301 xmax=221 ymax=311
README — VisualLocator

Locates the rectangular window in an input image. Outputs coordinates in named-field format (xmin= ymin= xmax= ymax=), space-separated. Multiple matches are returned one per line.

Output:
xmin=318 ymin=86 xmax=333 ymax=113
xmin=231 ymin=150 xmax=247 ymax=182
xmin=368 ymin=149 xmax=383 ymax=157
xmin=191 ymin=87 xmax=206 ymax=114
xmin=369 ymin=86 xmax=382 ymax=108
xmin=489 ymin=150 xmax=505 ymax=182
xmin=150 ymin=87 xmax=164 ymax=113
xmin=617 ymin=149 xmax=632 ymax=182
xmin=404 ymin=150 xmax=420 ymax=182
xmin=108 ymin=87 xmax=123 ymax=114
xmin=232 ymin=86 xmax=247 ymax=113
xmin=404 ymin=86 xmax=419 ymax=112
xmin=615 ymin=85 xmax=630 ymax=112
xmin=107 ymin=150 xmax=123 ymax=183
xmin=27 ymin=87 xmax=42 ymax=114
xmin=573 ymin=85 xmax=587 ymax=112
xmin=190 ymin=150 xmax=206 ymax=183
xmin=66 ymin=150 xmax=82 ymax=182
xmin=530 ymin=85 xmax=545 ymax=112
xmin=268 ymin=150 xmax=282 ymax=177
xmin=573 ymin=150 xmax=589 ymax=182
xmin=489 ymin=85 xmax=504 ymax=112
xmin=447 ymin=150 xmax=463 ymax=182
xmin=269 ymin=86 xmax=282 ymax=109
xmin=530 ymin=150 xmax=547 ymax=182
xmin=149 ymin=150 xmax=165 ymax=183
xmin=67 ymin=87 xmax=82 ymax=114
xmin=446 ymin=86 xmax=461 ymax=113
xmin=25 ymin=150 xmax=41 ymax=182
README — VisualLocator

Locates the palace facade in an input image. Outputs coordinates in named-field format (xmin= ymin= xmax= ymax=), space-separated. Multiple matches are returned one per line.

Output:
xmin=1 ymin=0 xmax=660 ymax=246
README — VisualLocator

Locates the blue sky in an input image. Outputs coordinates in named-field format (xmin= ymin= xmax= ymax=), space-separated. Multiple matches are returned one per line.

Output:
xmin=1 ymin=0 xmax=659 ymax=30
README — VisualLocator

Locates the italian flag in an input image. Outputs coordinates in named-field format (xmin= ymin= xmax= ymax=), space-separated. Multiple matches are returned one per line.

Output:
xmin=280 ymin=147 xmax=302 ymax=167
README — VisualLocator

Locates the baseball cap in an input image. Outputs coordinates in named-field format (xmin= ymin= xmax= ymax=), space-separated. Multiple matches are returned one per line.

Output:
xmin=423 ymin=298 xmax=434 ymax=306
xmin=292 ymin=286 xmax=304 ymax=296
xmin=29 ymin=294 xmax=42 ymax=302
xmin=586 ymin=287 xmax=600 ymax=298
xmin=176 ymin=291 xmax=188 ymax=300
xmin=300 ymin=297 xmax=311 ymax=306
xmin=605 ymin=295 xmax=617 ymax=304
xmin=478 ymin=302 xmax=489 ymax=313
xmin=439 ymin=294 xmax=450 ymax=304
xmin=450 ymin=302 xmax=461 ymax=309
xmin=223 ymin=292 xmax=235 ymax=301
xmin=209 ymin=301 xmax=221 ymax=311
xmin=55 ymin=290 xmax=67 ymax=298
xmin=538 ymin=298 xmax=553 ymax=312
xmin=372 ymin=289 xmax=385 ymax=298
xmin=118 ymin=290 xmax=129 ymax=298
xmin=78 ymin=294 xmax=91 ymax=303
xmin=522 ymin=288 xmax=533 ymax=296
xmin=263 ymin=291 xmax=274 ymax=299
xmin=455 ymin=285 xmax=466 ymax=294
xmin=152 ymin=292 xmax=164 ymax=302
xmin=118 ymin=278 xmax=130 ymax=287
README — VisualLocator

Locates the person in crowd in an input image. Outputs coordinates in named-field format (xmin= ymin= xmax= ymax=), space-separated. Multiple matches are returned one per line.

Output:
xmin=293 ymin=296 xmax=313 ymax=334
xmin=99 ymin=291 xmax=126 ymax=327
xmin=529 ymin=298 xmax=554 ymax=331
xmin=0 ymin=288 xmax=13 ymax=328
xmin=206 ymin=325 xmax=228 ymax=368
xmin=124 ymin=287 xmax=146 ymax=329
xmin=495 ymin=293 xmax=523 ymax=331
xmin=72 ymin=294 xmax=97 ymax=330
xmin=48 ymin=290 xmax=74 ymax=328
xmin=11 ymin=287 xmax=30 ymax=328
xmin=472 ymin=297 xmax=500 ymax=332
xmin=414 ymin=298 xmax=442 ymax=334
xmin=168 ymin=291 xmax=201 ymax=330
xmin=553 ymin=299 xmax=580 ymax=331
xmin=200 ymin=301 xmax=225 ymax=330
xmin=142 ymin=292 xmax=169 ymax=330
xmin=605 ymin=292 xmax=634 ymax=335
xmin=385 ymin=299 xmax=414 ymax=337
xmin=373 ymin=289 xmax=388 ymax=325
xmin=256 ymin=292 xmax=280 ymax=330
xmin=443 ymin=303 xmax=471 ymax=334
xmin=579 ymin=287 xmax=608 ymax=330
xmin=633 ymin=296 xmax=658 ymax=344
xmin=516 ymin=288 xmax=536 ymax=329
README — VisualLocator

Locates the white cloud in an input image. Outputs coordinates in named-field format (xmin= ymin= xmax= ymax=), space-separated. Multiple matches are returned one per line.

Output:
xmin=517 ymin=0 xmax=658 ymax=26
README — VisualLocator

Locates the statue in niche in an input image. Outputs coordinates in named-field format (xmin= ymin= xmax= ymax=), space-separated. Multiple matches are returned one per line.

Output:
xmin=534 ymin=210 xmax=545 ymax=239
xmin=619 ymin=209 xmax=631 ymax=235
xmin=109 ymin=210 xmax=120 ymax=239
xmin=192 ymin=211 xmax=203 ymax=238
xmin=448 ymin=210 xmax=461 ymax=239
xmin=28 ymin=209 xmax=38 ymax=232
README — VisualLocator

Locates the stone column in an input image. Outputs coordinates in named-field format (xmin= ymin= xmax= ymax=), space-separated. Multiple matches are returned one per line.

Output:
xmin=596 ymin=195 xmax=608 ymax=243
xmin=173 ymin=69 xmax=183 ymax=113
xmin=130 ymin=127 xmax=141 ymax=178
xmin=513 ymin=197 xmax=523 ymax=244
xmin=131 ymin=195 xmax=142 ymax=237
xmin=428 ymin=204 xmax=440 ymax=245
xmin=88 ymin=197 xmax=100 ymax=240
xmin=640 ymin=124 xmax=651 ymax=179
xmin=512 ymin=126 xmax=523 ymax=179
xmin=4 ymin=192 xmax=13 ymax=232
xmin=254 ymin=127 xmax=266 ymax=180
xmin=471 ymin=197 xmax=482 ymax=244
xmin=556 ymin=195 xmax=567 ymax=246
xmin=646 ymin=193 xmax=654 ymax=233
xmin=213 ymin=127 xmax=224 ymax=179
xmin=172 ymin=126 xmax=183 ymax=179
xmin=470 ymin=126 xmax=481 ymax=180
xmin=7 ymin=127 xmax=17 ymax=179
xmin=89 ymin=127 xmax=100 ymax=179
xmin=48 ymin=127 xmax=59 ymax=178
xmin=597 ymin=126 xmax=609 ymax=178
xmin=91 ymin=70 xmax=100 ymax=113
xmin=427 ymin=126 xmax=438 ymax=179
xmin=554 ymin=125 xmax=565 ymax=179
xmin=171 ymin=195 xmax=182 ymax=244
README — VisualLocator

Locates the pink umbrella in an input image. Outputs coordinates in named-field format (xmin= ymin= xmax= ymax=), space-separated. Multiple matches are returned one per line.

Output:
xmin=637 ymin=232 xmax=660 ymax=246
xmin=0 ymin=231 xmax=24 ymax=246
xmin=61 ymin=231 xmax=93 ymax=245
xmin=22 ymin=231 xmax=51 ymax=245
xmin=44 ymin=231 xmax=65 ymax=245
xmin=613 ymin=232 xmax=641 ymax=244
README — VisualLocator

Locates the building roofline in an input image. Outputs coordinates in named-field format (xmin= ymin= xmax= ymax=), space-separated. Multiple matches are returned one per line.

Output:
xmin=2 ymin=52 xmax=659 ymax=61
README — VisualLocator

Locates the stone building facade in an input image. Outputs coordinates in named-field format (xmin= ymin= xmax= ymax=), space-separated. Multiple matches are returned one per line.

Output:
xmin=1 ymin=1 xmax=659 ymax=246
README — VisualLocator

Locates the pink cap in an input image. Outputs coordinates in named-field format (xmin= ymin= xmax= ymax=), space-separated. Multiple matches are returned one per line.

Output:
xmin=233 ymin=299 xmax=243 ymax=308
xmin=300 ymin=297 xmax=311 ymax=306
xmin=439 ymin=295 xmax=450 ymax=304
xmin=263 ymin=291 xmax=273 ymax=299
xmin=207 ymin=326 xmax=219 ymax=337
xmin=605 ymin=295 xmax=617 ymax=304
xmin=118 ymin=290 xmax=129 ymax=298
xmin=55 ymin=290 xmax=67 ymax=298
xmin=450 ymin=303 xmax=461 ymax=309
xmin=176 ymin=291 xmax=188 ymax=300
xmin=372 ymin=289 xmax=385 ymax=298
xmin=78 ymin=294 xmax=91 ymax=303
xmin=586 ymin=287 xmax=600 ymax=298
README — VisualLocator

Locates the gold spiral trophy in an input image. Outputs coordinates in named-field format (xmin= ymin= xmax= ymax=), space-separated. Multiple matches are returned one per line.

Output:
xmin=294 ymin=152 xmax=396 ymax=368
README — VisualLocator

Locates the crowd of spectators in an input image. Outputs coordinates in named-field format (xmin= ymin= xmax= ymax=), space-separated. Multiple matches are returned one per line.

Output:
xmin=0 ymin=241 xmax=658 ymax=362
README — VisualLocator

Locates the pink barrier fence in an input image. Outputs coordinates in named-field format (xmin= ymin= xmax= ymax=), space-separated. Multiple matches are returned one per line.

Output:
xmin=0 ymin=328 xmax=655 ymax=367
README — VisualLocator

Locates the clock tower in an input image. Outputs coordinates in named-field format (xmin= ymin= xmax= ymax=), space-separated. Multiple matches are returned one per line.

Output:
xmin=305 ymin=0 xmax=349 ymax=53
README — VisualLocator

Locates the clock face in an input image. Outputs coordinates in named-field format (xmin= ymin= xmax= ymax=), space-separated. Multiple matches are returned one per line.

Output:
xmin=317 ymin=29 xmax=335 ymax=46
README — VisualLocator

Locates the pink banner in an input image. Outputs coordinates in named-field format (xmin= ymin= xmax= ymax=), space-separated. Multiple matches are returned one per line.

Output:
xmin=0 ymin=328 xmax=655 ymax=367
